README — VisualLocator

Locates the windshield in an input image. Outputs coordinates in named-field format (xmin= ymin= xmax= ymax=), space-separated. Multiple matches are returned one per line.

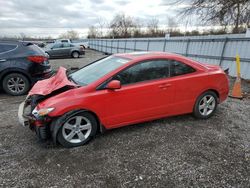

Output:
xmin=69 ymin=56 xmax=130 ymax=86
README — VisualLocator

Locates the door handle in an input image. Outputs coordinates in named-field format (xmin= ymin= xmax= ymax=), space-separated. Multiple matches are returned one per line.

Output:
xmin=0 ymin=59 xmax=6 ymax=62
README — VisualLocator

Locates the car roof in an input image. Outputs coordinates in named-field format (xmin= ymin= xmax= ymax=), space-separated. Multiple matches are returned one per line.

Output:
xmin=114 ymin=51 xmax=206 ymax=69
xmin=114 ymin=51 xmax=186 ymax=60
xmin=0 ymin=40 xmax=34 ymax=46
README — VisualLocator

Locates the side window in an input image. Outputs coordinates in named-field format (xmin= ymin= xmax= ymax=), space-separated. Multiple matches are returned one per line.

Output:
xmin=63 ymin=43 xmax=70 ymax=48
xmin=61 ymin=40 xmax=68 ymax=43
xmin=114 ymin=60 xmax=170 ymax=85
xmin=0 ymin=44 xmax=17 ymax=53
xmin=170 ymin=61 xmax=196 ymax=76
xmin=53 ymin=43 xmax=63 ymax=48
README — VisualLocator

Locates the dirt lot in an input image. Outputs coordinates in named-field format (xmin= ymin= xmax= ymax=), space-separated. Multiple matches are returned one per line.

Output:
xmin=0 ymin=50 xmax=249 ymax=187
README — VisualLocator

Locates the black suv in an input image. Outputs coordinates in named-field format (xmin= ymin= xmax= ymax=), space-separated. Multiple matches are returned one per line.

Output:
xmin=0 ymin=41 xmax=52 ymax=95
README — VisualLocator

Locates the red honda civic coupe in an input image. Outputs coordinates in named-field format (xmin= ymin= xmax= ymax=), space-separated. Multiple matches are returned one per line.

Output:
xmin=18 ymin=52 xmax=229 ymax=147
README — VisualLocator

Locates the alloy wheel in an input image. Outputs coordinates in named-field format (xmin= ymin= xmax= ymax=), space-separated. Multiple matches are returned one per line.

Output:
xmin=198 ymin=94 xmax=216 ymax=116
xmin=7 ymin=76 xmax=25 ymax=94
xmin=62 ymin=116 xmax=92 ymax=144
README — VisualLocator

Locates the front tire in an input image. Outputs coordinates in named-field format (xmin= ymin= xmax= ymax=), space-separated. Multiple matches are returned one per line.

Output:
xmin=2 ymin=73 xmax=30 ymax=96
xmin=193 ymin=91 xmax=218 ymax=119
xmin=57 ymin=112 xmax=98 ymax=148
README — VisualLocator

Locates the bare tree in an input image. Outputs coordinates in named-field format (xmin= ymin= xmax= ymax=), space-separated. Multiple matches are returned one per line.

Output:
xmin=147 ymin=18 xmax=160 ymax=35
xmin=87 ymin=26 xmax=98 ymax=38
xmin=97 ymin=17 xmax=107 ymax=38
xmin=20 ymin=32 xmax=26 ymax=40
xmin=178 ymin=0 xmax=250 ymax=33
xmin=131 ymin=18 xmax=143 ymax=37
xmin=146 ymin=18 xmax=165 ymax=37
xmin=59 ymin=30 xmax=79 ymax=39
xmin=109 ymin=13 xmax=137 ymax=38
xmin=167 ymin=17 xmax=179 ymax=31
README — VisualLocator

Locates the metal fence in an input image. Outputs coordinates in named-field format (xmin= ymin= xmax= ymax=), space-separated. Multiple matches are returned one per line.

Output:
xmin=88 ymin=35 xmax=250 ymax=79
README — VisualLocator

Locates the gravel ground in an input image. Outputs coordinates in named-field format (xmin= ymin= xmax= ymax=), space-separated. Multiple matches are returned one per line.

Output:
xmin=0 ymin=50 xmax=249 ymax=187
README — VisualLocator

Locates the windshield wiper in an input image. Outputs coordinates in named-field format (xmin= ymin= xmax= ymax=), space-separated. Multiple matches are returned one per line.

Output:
xmin=68 ymin=75 xmax=78 ymax=84
xmin=68 ymin=75 xmax=87 ymax=86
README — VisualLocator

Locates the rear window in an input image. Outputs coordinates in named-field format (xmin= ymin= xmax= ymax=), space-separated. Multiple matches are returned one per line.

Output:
xmin=0 ymin=44 xmax=17 ymax=53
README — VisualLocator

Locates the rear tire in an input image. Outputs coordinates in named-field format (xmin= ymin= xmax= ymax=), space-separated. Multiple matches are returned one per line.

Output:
xmin=2 ymin=73 xmax=30 ymax=96
xmin=57 ymin=111 xmax=98 ymax=148
xmin=193 ymin=91 xmax=218 ymax=119
xmin=72 ymin=51 xmax=80 ymax=58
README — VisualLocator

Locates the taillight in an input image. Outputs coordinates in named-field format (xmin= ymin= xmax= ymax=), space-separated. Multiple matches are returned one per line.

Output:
xmin=27 ymin=56 xmax=47 ymax=63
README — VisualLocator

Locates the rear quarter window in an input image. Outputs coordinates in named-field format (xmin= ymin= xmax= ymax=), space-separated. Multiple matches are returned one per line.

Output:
xmin=0 ymin=44 xmax=17 ymax=53
xmin=170 ymin=61 xmax=196 ymax=76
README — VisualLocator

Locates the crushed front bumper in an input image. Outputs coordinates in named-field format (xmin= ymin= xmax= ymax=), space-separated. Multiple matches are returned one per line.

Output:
xmin=18 ymin=99 xmax=52 ymax=141
xmin=18 ymin=101 xmax=32 ymax=127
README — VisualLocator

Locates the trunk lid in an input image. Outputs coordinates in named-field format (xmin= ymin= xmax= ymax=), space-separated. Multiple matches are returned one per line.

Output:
xmin=203 ymin=63 xmax=221 ymax=71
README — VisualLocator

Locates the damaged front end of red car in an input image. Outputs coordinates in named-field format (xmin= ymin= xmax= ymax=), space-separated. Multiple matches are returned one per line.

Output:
xmin=18 ymin=67 xmax=78 ymax=141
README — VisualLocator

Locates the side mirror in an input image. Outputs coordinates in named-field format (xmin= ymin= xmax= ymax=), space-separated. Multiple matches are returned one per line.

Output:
xmin=106 ymin=80 xmax=121 ymax=90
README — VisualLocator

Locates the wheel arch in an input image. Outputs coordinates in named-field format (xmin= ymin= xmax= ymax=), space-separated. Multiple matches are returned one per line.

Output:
xmin=71 ymin=50 xmax=80 ymax=56
xmin=51 ymin=108 xmax=104 ymax=144
xmin=0 ymin=68 xmax=31 ymax=85
xmin=207 ymin=89 xmax=219 ymax=99
xmin=196 ymin=88 xmax=220 ymax=103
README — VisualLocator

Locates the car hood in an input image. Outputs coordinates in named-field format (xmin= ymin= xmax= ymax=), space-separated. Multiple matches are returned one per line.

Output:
xmin=29 ymin=67 xmax=77 ymax=96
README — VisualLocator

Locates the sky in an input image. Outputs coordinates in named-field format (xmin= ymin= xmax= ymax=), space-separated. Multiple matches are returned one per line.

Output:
xmin=0 ymin=0 xmax=190 ymax=38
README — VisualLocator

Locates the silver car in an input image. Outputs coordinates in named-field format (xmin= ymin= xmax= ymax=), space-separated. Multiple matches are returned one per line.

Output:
xmin=44 ymin=43 xmax=85 ymax=58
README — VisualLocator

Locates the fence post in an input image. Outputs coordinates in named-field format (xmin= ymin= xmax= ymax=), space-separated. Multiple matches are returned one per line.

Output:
xmin=163 ymin=39 xmax=167 ymax=52
xmin=134 ymin=40 xmax=137 ymax=51
xmin=117 ymin=39 xmax=119 ymax=53
xmin=106 ymin=40 xmax=108 ymax=53
xmin=219 ymin=38 xmax=228 ymax=66
xmin=111 ymin=40 xmax=113 ymax=54
xmin=185 ymin=39 xmax=190 ymax=56
xmin=99 ymin=39 xmax=101 ymax=51
xmin=124 ymin=40 xmax=127 ymax=53
xmin=147 ymin=39 xmax=150 ymax=51
xmin=100 ymin=39 xmax=103 ymax=52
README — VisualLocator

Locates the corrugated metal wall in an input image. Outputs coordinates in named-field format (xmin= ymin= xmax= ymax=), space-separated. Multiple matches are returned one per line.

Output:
xmin=88 ymin=35 xmax=250 ymax=79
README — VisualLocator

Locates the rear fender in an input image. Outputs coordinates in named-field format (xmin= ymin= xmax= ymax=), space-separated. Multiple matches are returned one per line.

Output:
xmin=0 ymin=68 xmax=31 ymax=83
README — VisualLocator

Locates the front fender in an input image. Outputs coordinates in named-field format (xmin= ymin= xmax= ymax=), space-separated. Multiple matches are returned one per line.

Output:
xmin=50 ymin=109 xmax=86 ymax=144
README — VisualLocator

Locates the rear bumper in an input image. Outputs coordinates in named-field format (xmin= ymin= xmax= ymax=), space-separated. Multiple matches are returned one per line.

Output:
xmin=30 ymin=69 xmax=54 ymax=84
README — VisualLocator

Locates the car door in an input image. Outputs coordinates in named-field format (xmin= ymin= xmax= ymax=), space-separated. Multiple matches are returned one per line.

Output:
xmin=101 ymin=59 xmax=176 ymax=128
xmin=49 ymin=43 xmax=63 ymax=57
xmin=61 ymin=43 xmax=72 ymax=56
